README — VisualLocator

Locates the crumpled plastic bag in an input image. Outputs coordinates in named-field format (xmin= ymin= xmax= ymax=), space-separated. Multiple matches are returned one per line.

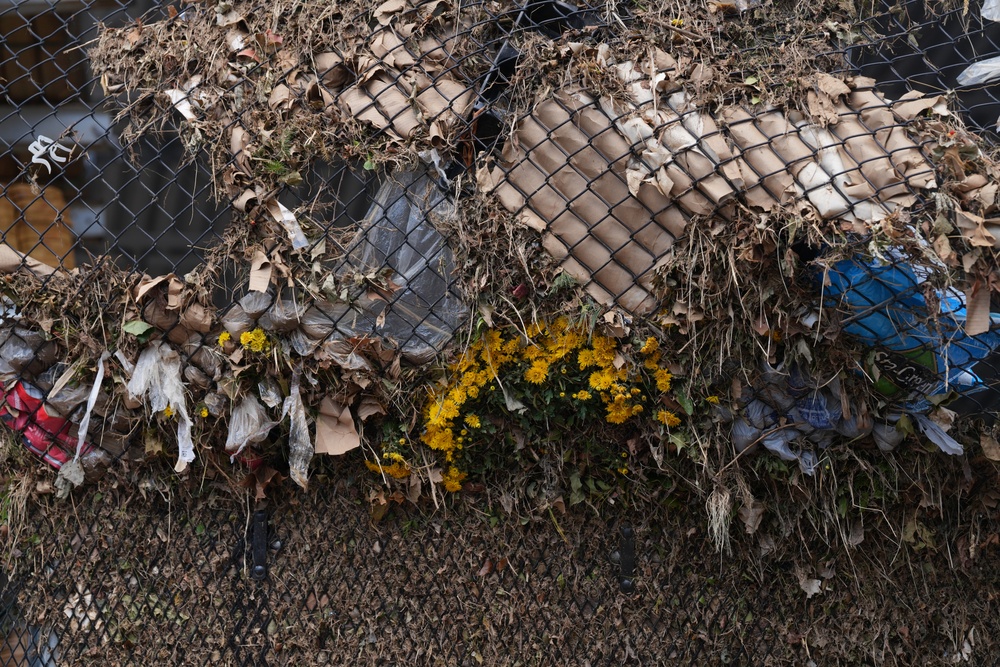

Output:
xmin=729 ymin=362 xmax=874 ymax=475
xmin=221 ymin=303 xmax=254 ymax=336
xmin=259 ymin=299 xmax=305 ymax=333
xmin=985 ymin=0 xmax=1000 ymax=20
xmin=957 ymin=54 xmax=1000 ymax=87
xmin=239 ymin=290 xmax=273 ymax=318
xmin=872 ymin=419 xmax=905 ymax=452
xmin=126 ymin=342 xmax=195 ymax=472
xmin=283 ymin=369 xmax=313 ymax=490
xmin=339 ymin=167 xmax=466 ymax=363
xmin=824 ymin=254 xmax=1000 ymax=413
xmin=257 ymin=378 xmax=283 ymax=408
xmin=0 ymin=325 xmax=57 ymax=373
xmin=36 ymin=364 xmax=92 ymax=418
xmin=224 ymin=394 xmax=277 ymax=457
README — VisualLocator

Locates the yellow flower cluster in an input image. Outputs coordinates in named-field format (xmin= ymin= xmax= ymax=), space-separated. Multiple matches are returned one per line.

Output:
xmin=217 ymin=331 xmax=231 ymax=346
xmin=365 ymin=451 xmax=411 ymax=479
xmin=656 ymin=410 xmax=682 ymax=427
xmin=442 ymin=466 xmax=467 ymax=492
xmin=240 ymin=327 xmax=271 ymax=353
xmin=418 ymin=318 xmax=683 ymax=487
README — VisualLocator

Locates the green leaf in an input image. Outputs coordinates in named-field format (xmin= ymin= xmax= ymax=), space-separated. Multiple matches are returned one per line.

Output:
xmin=676 ymin=393 xmax=694 ymax=415
xmin=123 ymin=320 xmax=153 ymax=336
xmin=751 ymin=95 xmax=761 ymax=105
xmin=363 ymin=156 xmax=376 ymax=171
xmin=279 ymin=170 xmax=303 ymax=186
xmin=744 ymin=75 xmax=759 ymax=86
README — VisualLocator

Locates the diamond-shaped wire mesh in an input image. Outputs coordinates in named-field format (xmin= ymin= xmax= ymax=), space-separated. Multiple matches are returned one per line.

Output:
xmin=3 ymin=0 xmax=1000 ymax=663
xmin=0 ymin=477 xmax=997 ymax=665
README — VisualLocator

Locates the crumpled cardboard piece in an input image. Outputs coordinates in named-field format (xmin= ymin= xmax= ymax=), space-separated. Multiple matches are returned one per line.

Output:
xmin=249 ymin=249 xmax=272 ymax=292
xmin=315 ymin=397 xmax=360 ymax=455
xmin=0 ymin=243 xmax=56 ymax=277
xmin=490 ymin=59 xmax=943 ymax=314
xmin=964 ymin=278 xmax=993 ymax=337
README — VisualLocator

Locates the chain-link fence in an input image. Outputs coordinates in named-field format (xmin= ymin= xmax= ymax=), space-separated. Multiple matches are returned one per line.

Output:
xmin=4 ymin=0 xmax=1000 ymax=663
xmin=0 ymin=470 xmax=996 ymax=666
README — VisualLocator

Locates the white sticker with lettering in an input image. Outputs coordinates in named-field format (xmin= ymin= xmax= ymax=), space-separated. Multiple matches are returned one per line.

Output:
xmin=28 ymin=135 xmax=73 ymax=174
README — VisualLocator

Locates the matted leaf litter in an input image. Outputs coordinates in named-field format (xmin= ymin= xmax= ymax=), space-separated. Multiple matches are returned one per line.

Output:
xmin=2 ymin=0 xmax=1000 ymax=507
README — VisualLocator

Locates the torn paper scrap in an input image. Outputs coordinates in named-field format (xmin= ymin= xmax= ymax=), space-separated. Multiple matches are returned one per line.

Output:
xmin=315 ymin=397 xmax=360 ymax=455
xmin=249 ymin=249 xmax=273 ymax=292
xmin=265 ymin=199 xmax=309 ymax=249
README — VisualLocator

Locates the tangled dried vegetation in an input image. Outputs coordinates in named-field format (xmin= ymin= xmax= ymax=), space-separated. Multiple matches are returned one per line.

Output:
xmin=0 ymin=0 xmax=997 ymax=533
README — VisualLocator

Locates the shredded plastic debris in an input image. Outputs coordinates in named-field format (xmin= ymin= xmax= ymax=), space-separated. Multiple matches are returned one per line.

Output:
xmin=126 ymin=342 xmax=196 ymax=472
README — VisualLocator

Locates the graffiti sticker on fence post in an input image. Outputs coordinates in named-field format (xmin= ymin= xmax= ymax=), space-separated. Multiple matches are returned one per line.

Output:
xmin=28 ymin=135 xmax=73 ymax=174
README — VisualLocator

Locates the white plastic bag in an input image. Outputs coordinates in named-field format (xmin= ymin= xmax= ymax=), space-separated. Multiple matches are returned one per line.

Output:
xmin=225 ymin=395 xmax=278 ymax=456
xmin=984 ymin=0 xmax=1000 ymax=22
xmin=283 ymin=369 xmax=313 ymax=490
xmin=126 ymin=342 xmax=195 ymax=472
xmin=956 ymin=54 xmax=1000 ymax=87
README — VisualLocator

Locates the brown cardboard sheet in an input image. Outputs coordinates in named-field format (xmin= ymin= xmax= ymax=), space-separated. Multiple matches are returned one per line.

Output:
xmin=491 ymin=65 xmax=944 ymax=313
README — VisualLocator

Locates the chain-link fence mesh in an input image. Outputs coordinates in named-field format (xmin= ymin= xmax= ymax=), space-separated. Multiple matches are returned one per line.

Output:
xmin=4 ymin=0 xmax=1000 ymax=662
xmin=0 ymin=471 xmax=995 ymax=666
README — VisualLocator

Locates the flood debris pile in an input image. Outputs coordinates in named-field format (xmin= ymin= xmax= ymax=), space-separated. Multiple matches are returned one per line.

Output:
xmin=0 ymin=0 xmax=998 ymax=502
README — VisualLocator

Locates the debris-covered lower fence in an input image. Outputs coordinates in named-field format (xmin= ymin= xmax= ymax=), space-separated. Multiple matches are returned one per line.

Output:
xmin=6 ymin=0 xmax=1000 ymax=622
xmin=0 ymin=479 xmax=997 ymax=666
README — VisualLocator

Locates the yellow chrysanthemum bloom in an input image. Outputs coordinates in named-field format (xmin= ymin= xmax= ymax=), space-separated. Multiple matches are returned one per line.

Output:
xmin=442 ymin=466 xmax=467 ymax=492
xmin=199 ymin=407 xmax=209 ymax=418
xmin=655 ymin=369 xmax=673 ymax=392
xmin=464 ymin=414 xmax=481 ymax=429
xmin=365 ymin=460 xmax=411 ymax=479
xmin=217 ymin=331 xmax=231 ymax=346
xmin=589 ymin=368 xmax=616 ymax=391
xmin=706 ymin=395 xmax=720 ymax=405
xmin=657 ymin=410 xmax=682 ymax=427
xmin=162 ymin=405 xmax=175 ymax=418
xmin=525 ymin=360 xmax=549 ymax=384
xmin=640 ymin=337 xmax=659 ymax=355
xmin=573 ymin=390 xmax=592 ymax=400
xmin=240 ymin=328 xmax=271 ymax=353
xmin=448 ymin=386 xmax=467 ymax=406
